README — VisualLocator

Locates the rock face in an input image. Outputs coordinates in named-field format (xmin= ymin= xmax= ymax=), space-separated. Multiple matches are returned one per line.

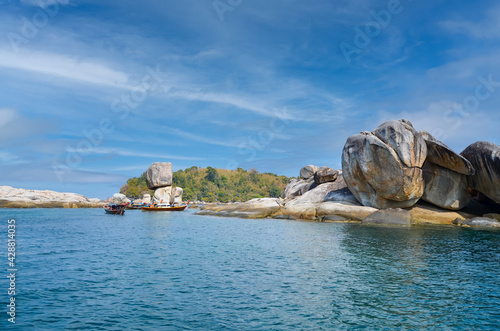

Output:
xmin=173 ymin=187 xmax=183 ymax=204
xmin=418 ymin=131 xmax=474 ymax=210
xmin=282 ymin=178 xmax=315 ymax=199
xmin=300 ymin=165 xmax=319 ymax=180
xmin=362 ymin=208 xmax=413 ymax=226
xmin=421 ymin=162 xmax=471 ymax=210
xmin=342 ymin=119 xmax=426 ymax=209
xmin=0 ymin=186 xmax=104 ymax=208
xmin=461 ymin=141 xmax=500 ymax=204
xmin=145 ymin=162 xmax=173 ymax=189
xmin=153 ymin=187 xmax=172 ymax=203
xmin=314 ymin=167 xmax=338 ymax=185
xmin=420 ymin=131 xmax=474 ymax=175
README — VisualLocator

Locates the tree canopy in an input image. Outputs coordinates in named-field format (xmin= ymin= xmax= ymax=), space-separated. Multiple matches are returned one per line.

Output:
xmin=120 ymin=167 xmax=293 ymax=203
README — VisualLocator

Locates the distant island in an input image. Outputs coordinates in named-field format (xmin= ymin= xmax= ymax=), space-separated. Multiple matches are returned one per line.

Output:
xmin=120 ymin=166 xmax=292 ymax=203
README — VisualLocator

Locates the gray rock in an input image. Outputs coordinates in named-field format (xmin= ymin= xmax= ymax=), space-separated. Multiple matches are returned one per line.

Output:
xmin=420 ymin=130 xmax=474 ymax=175
xmin=314 ymin=167 xmax=339 ymax=185
xmin=322 ymin=215 xmax=347 ymax=222
xmin=300 ymin=165 xmax=319 ymax=180
xmin=173 ymin=187 xmax=183 ymax=204
xmin=145 ymin=162 xmax=173 ymax=189
xmin=153 ymin=186 xmax=172 ymax=203
xmin=342 ymin=119 xmax=426 ymax=209
xmin=362 ymin=208 xmax=413 ymax=226
xmin=111 ymin=193 xmax=130 ymax=204
xmin=282 ymin=178 xmax=314 ymax=199
xmin=461 ymin=141 xmax=500 ymax=204
xmin=421 ymin=162 xmax=471 ymax=210
xmin=460 ymin=217 xmax=500 ymax=228
xmin=196 ymin=198 xmax=281 ymax=218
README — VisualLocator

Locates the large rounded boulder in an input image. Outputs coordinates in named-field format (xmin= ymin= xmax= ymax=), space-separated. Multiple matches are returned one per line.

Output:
xmin=145 ymin=162 xmax=173 ymax=189
xmin=342 ymin=119 xmax=426 ymax=209
xmin=461 ymin=141 xmax=500 ymax=204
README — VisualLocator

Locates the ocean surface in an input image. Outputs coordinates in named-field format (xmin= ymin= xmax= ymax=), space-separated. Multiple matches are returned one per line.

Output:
xmin=0 ymin=208 xmax=499 ymax=330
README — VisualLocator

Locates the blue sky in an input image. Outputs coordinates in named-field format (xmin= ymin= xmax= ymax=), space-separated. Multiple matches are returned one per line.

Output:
xmin=1 ymin=0 xmax=500 ymax=199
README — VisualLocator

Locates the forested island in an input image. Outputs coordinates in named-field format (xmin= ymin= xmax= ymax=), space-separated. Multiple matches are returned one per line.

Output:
xmin=120 ymin=166 xmax=292 ymax=203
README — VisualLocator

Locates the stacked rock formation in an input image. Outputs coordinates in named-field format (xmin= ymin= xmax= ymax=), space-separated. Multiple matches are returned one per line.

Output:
xmin=145 ymin=162 xmax=183 ymax=204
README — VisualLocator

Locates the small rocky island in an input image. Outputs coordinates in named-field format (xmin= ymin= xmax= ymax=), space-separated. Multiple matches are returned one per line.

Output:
xmin=0 ymin=186 xmax=104 ymax=208
xmin=197 ymin=119 xmax=500 ymax=228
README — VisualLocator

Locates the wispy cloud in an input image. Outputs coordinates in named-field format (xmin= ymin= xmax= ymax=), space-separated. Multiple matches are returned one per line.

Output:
xmin=0 ymin=49 xmax=129 ymax=88
xmin=85 ymin=147 xmax=203 ymax=161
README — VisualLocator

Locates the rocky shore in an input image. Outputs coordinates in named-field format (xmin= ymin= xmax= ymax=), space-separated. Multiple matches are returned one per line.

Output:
xmin=0 ymin=186 xmax=104 ymax=208
xmin=197 ymin=119 xmax=500 ymax=228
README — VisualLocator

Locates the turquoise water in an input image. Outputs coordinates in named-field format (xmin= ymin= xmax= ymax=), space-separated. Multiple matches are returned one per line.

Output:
xmin=0 ymin=208 xmax=499 ymax=330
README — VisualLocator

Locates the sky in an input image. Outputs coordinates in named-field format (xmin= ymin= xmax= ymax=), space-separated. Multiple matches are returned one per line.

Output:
xmin=1 ymin=0 xmax=500 ymax=199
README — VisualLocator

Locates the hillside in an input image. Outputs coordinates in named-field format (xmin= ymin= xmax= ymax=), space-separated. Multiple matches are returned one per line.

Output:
xmin=120 ymin=166 xmax=294 ymax=203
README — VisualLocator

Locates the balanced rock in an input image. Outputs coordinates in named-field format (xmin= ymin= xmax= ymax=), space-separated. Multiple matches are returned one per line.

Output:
xmin=342 ymin=119 xmax=426 ymax=209
xmin=145 ymin=162 xmax=173 ymax=189
xmin=419 ymin=131 xmax=473 ymax=210
xmin=461 ymin=141 xmax=500 ymax=204
xmin=300 ymin=165 xmax=319 ymax=180
xmin=314 ymin=167 xmax=339 ymax=185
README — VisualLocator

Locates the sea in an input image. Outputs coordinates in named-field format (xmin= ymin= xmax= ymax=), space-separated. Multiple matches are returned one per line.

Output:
xmin=0 ymin=208 xmax=499 ymax=330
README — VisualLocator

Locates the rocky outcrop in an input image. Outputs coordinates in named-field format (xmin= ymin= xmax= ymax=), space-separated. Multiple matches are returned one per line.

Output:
xmin=300 ymin=165 xmax=319 ymax=180
xmin=0 ymin=186 xmax=104 ymax=208
xmin=362 ymin=208 xmax=412 ymax=226
xmin=111 ymin=193 xmax=130 ymax=204
xmin=197 ymin=198 xmax=282 ymax=218
xmin=145 ymin=162 xmax=173 ymax=189
xmin=461 ymin=141 xmax=500 ymax=204
xmin=342 ymin=119 xmax=426 ymax=209
xmin=314 ymin=167 xmax=339 ymax=185
xmin=453 ymin=217 xmax=500 ymax=228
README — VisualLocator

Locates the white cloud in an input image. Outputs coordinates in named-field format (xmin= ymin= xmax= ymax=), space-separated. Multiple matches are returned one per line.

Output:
xmin=82 ymin=147 xmax=203 ymax=161
xmin=0 ymin=49 xmax=129 ymax=88
xmin=440 ymin=6 xmax=500 ymax=39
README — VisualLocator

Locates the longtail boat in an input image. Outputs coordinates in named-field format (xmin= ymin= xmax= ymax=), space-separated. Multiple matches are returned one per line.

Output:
xmin=141 ymin=201 xmax=189 ymax=212
xmin=104 ymin=203 xmax=127 ymax=215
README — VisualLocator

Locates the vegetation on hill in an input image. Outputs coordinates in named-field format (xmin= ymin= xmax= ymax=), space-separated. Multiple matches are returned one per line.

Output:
xmin=120 ymin=166 xmax=293 ymax=203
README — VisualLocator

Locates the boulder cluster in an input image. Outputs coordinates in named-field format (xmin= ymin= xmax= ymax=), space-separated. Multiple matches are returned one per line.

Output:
xmin=342 ymin=119 xmax=500 ymax=212
xmin=197 ymin=118 xmax=500 ymax=227
xmin=145 ymin=162 xmax=183 ymax=204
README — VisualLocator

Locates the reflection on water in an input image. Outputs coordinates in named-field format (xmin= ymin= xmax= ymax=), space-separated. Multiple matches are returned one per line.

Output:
xmin=0 ymin=208 xmax=498 ymax=330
